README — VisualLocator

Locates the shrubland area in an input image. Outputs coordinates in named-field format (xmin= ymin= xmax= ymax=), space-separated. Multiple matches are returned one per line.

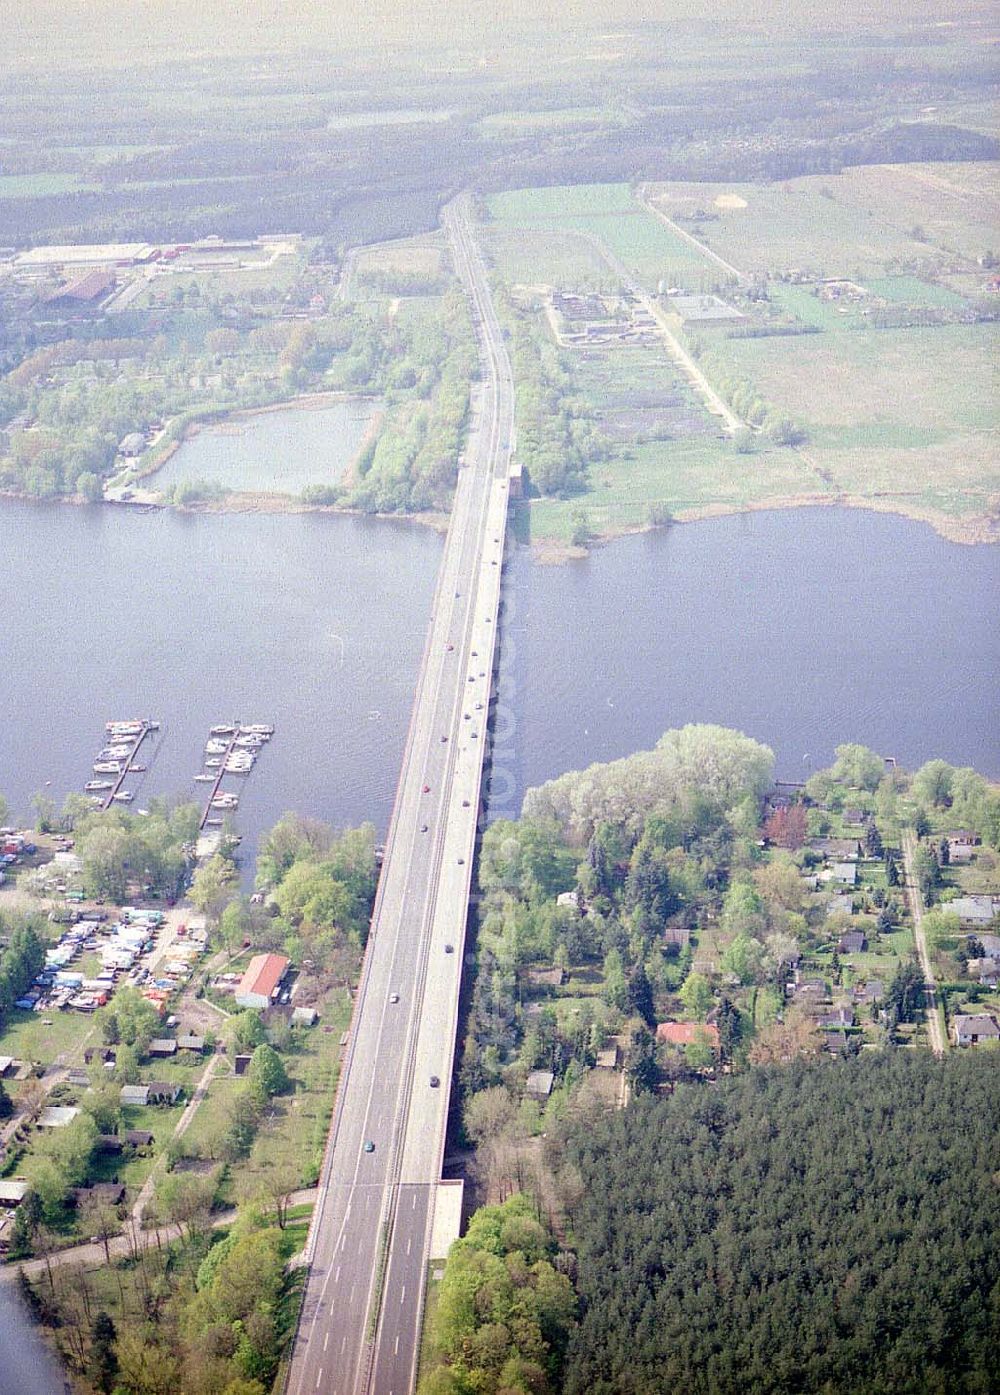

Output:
xmin=418 ymin=729 xmax=1000 ymax=1394
xmin=1 ymin=12 xmax=998 ymax=542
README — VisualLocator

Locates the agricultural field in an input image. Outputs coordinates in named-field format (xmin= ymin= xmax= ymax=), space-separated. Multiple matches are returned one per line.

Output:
xmin=644 ymin=178 xmax=939 ymax=277
xmin=523 ymin=433 xmax=818 ymax=544
xmin=488 ymin=183 xmax=708 ymax=288
xmin=0 ymin=173 xmax=97 ymax=198
xmin=725 ymin=323 xmax=1000 ymax=526
xmin=353 ymin=235 xmax=446 ymax=283
xmin=479 ymin=106 xmax=613 ymax=136
xmin=822 ymin=162 xmax=1000 ymax=264
xmin=484 ymin=227 xmax=617 ymax=290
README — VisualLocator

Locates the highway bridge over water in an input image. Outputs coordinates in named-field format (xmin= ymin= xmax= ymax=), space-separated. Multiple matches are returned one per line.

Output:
xmin=285 ymin=197 xmax=515 ymax=1395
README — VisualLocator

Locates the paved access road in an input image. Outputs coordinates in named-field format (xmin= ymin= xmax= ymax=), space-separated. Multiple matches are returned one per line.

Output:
xmin=285 ymin=196 xmax=515 ymax=1395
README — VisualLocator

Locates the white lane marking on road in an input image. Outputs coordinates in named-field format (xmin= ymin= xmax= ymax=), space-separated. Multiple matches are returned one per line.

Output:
xmin=400 ymin=1285 xmax=406 ymax=1304
xmin=341 ymin=1335 xmax=347 ymax=1353
xmin=395 ymin=1334 xmax=400 ymax=1355
xmin=315 ymin=1371 xmax=323 ymax=1389
xmin=335 ymin=1266 xmax=340 ymax=1283
xmin=406 ymin=1236 xmax=411 ymax=1255
xmin=412 ymin=1193 xmax=417 ymax=1209
xmin=323 ymin=1333 xmax=329 ymax=1352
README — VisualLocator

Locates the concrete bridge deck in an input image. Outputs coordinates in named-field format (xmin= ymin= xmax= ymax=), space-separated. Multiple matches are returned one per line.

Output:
xmin=285 ymin=196 xmax=515 ymax=1395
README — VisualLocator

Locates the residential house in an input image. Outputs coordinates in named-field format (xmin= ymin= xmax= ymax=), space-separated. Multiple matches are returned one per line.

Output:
xmin=854 ymin=980 xmax=884 ymax=1004
xmin=147 ymin=1038 xmax=178 ymax=1059
xmin=838 ymin=930 xmax=867 ymax=955
xmin=974 ymin=933 xmax=1000 ymax=958
xmin=968 ymin=959 xmax=999 ymax=989
xmin=37 ymin=1106 xmax=79 ymax=1128
xmin=595 ymin=1045 xmax=619 ymax=1070
xmin=525 ymin=966 xmax=565 ymax=990
xmin=525 ymin=1070 xmax=555 ymax=1100
xmin=233 ymin=1053 xmax=252 ymax=1077
xmin=815 ymin=1006 xmax=855 ymax=1030
xmin=789 ymin=976 xmax=828 ymax=1007
xmin=234 ymin=953 xmax=290 ymax=1010
xmin=71 ymin=1182 xmax=125 ymax=1209
xmin=291 ymin=1007 xmax=318 ymax=1028
xmin=951 ymin=896 xmax=998 ymax=928
xmin=123 ymin=1129 xmax=154 ymax=1150
xmin=146 ymin=1081 xmax=181 ymax=1105
xmin=0 ymin=1180 xmax=30 ymax=1208
xmin=177 ymin=1034 xmax=206 ymax=1053
xmin=830 ymin=863 xmax=858 ymax=886
xmin=120 ymin=1084 xmax=150 ymax=1107
xmin=952 ymin=1014 xmax=1000 ymax=1047
xmin=810 ymin=838 xmax=862 ymax=861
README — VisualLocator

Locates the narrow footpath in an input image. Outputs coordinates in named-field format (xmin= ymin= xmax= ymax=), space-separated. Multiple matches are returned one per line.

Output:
xmin=902 ymin=828 xmax=947 ymax=1057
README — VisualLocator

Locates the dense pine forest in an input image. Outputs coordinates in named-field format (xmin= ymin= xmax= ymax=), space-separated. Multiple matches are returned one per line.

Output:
xmin=562 ymin=1052 xmax=1000 ymax=1395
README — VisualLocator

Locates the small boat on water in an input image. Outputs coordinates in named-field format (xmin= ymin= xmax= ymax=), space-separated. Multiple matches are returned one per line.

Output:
xmin=205 ymin=817 xmax=224 ymax=827
xmin=85 ymin=780 xmax=114 ymax=792
xmin=128 ymin=764 xmax=147 ymax=773
xmin=211 ymin=793 xmax=239 ymax=810
xmin=210 ymin=724 xmax=237 ymax=736
xmin=243 ymin=724 xmax=274 ymax=737
xmin=205 ymin=740 xmax=228 ymax=755
xmin=112 ymin=791 xmax=134 ymax=803
xmin=93 ymin=761 xmax=122 ymax=774
xmin=194 ymin=774 xmax=215 ymax=783
xmin=205 ymin=758 xmax=222 ymax=769
xmin=99 ymin=746 xmax=131 ymax=760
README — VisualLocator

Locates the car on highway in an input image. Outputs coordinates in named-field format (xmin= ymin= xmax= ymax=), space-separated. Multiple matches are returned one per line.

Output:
xmin=445 ymin=944 xmax=454 ymax=954
xmin=420 ymin=823 xmax=428 ymax=832
xmin=363 ymin=1140 xmax=375 ymax=1154
xmin=422 ymin=784 xmax=431 ymax=793
xmin=475 ymin=702 xmax=484 ymax=711
xmin=462 ymin=799 xmax=470 ymax=807
xmin=457 ymin=857 xmax=465 ymax=865
xmin=389 ymin=993 xmax=399 ymax=1003
xmin=440 ymin=734 xmax=448 ymax=742
xmin=445 ymin=643 xmax=454 ymax=652
xmin=430 ymin=1076 xmax=440 ymax=1088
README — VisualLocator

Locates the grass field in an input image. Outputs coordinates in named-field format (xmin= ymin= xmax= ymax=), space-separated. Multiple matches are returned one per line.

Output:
xmin=0 ymin=1008 xmax=96 ymax=1068
xmin=645 ymin=178 xmax=934 ymax=277
xmin=485 ymin=227 xmax=617 ymax=289
xmin=355 ymin=238 xmax=445 ymax=279
xmin=0 ymin=172 xmax=97 ymax=197
xmin=488 ymin=184 xmax=707 ymax=287
xmin=722 ymin=322 xmax=999 ymax=522
xmin=181 ymin=987 xmax=352 ymax=1202
xmin=523 ymin=434 xmax=817 ymax=543
xmin=480 ymin=106 xmax=612 ymax=135
xmin=815 ymin=162 xmax=1000 ymax=264
xmin=865 ymin=275 xmax=969 ymax=308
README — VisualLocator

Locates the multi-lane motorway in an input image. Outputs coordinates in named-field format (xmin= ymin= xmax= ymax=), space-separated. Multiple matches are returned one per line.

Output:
xmin=285 ymin=196 xmax=515 ymax=1395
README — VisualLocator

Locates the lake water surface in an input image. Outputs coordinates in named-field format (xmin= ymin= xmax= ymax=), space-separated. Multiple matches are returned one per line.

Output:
xmin=1 ymin=501 xmax=440 ymax=877
xmin=153 ymin=399 xmax=378 ymax=494
xmin=1 ymin=500 xmax=997 ymax=876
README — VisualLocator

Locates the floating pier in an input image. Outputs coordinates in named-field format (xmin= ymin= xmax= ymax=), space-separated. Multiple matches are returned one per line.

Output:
xmin=195 ymin=722 xmax=273 ymax=831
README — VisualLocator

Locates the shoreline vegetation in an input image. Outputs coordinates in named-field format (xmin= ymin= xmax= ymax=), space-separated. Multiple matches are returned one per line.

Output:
xmin=2 ymin=382 xmax=992 ymax=554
